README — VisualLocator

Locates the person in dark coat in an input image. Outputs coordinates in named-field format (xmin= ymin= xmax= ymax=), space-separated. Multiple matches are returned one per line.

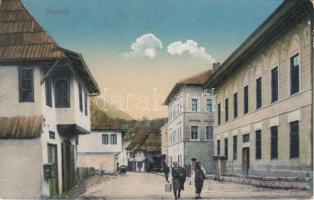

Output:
xmin=194 ymin=162 xmax=206 ymax=199
xmin=172 ymin=162 xmax=186 ymax=199
xmin=163 ymin=161 xmax=170 ymax=182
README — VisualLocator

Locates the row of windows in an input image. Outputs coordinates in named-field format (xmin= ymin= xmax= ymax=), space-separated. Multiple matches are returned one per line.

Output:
xmin=18 ymin=68 xmax=88 ymax=115
xmin=191 ymin=126 xmax=213 ymax=141
xmin=217 ymin=121 xmax=300 ymax=160
xmin=102 ymin=134 xmax=117 ymax=145
xmin=169 ymin=127 xmax=183 ymax=145
xmin=217 ymin=54 xmax=300 ymax=125
xmin=169 ymin=98 xmax=213 ymax=121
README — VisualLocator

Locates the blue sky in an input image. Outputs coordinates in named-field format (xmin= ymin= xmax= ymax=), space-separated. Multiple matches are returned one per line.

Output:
xmin=23 ymin=0 xmax=283 ymax=119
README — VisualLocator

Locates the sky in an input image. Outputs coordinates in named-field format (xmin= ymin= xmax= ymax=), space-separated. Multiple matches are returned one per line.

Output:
xmin=23 ymin=0 xmax=283 ymax=119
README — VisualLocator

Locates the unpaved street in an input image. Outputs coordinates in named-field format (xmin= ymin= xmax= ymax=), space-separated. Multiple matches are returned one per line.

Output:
xmin=79 ymin=173 xmax=312 ymax=199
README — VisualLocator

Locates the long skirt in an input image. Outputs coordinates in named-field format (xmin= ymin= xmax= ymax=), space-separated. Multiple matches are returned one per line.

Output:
xmin=195 ymin=180 xmax=204 ymax=193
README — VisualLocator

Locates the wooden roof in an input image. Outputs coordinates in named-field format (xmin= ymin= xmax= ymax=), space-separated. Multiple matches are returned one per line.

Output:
xmin=0 ymin=0 xmax=65 ymax=62
xmin=0 ymin=115 xmax=43 ymax=139
xmin=164 ymin=69 xmax=214 ymax=105
xmin=126 ymin=132 xmax=161 ymax=152
xmin=0 ymin=0 xmax=100 ymax=94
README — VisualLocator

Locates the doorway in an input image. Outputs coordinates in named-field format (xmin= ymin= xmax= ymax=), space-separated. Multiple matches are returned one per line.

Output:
xmin=242 ymin=147 xmax=250 ymax=175
xmin=47 ymin=144 xmax=59 ymax=197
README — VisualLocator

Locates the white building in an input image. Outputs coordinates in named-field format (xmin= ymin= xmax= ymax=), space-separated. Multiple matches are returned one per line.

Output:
xmin=164 ymin=70 xmax=215 ymax=173
xmin=77 ymin=127 xmax=125 ymax=174
xmin=0 ymin=0 xmax=99 ymax=198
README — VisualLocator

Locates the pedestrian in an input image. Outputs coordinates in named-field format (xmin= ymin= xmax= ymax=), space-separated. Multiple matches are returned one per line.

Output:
xmin=172 ymin=162 xmax=187 ymax=199
xmin=163 ymin=161 xmax=170 ymax=182
xmin=194 ymin=162 xmax=206 ymax=199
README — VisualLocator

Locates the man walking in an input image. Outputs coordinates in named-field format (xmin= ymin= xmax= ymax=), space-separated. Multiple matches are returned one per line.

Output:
xmin=194 ymin=162 xmax=206 ymax=199
xmin=163 ymin=161 xmax=170 ymax=182
xmin=172 ymin=162 xmax=186 ymax=199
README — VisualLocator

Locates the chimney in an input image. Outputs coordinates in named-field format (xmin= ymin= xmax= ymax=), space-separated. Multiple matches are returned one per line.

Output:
xmin=213 ymin=62 xmax=220 ymax=71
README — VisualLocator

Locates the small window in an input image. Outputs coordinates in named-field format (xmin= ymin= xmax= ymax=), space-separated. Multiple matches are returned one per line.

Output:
xmin=218 ymin=103 xmax=221 ymax=125
xmin=55 ymin=79 xmax=70 ymax=108
xmin=217 ymin=140 xmax=221 ymax=155
xmin=224 ymin=138 xmax=228 ymax=160
xmin=290 ymin=54 xmax=300 ymax=95
xmin=19 ymin=68 xmax=34 ymax=102
xmin=79 ymin=84 xmax=83 ymax=112
xmin=206 ymin=126 xmax=213 ymax=140
xmin=243 ymin=134 xmax=250 ymax=143
xmin=256 ymin=77 xmax=262 ymax=109
xmin=270 ymin=126 xmax=278 ymax=159
xmin=290 ymin=121 xmax=299 ymax=159
xmin=45 ymin=78 xmax=52 ymax=107
xmin=271 ymin=67 xmax=278 ymax=103
xmin=233 ymin=93 xmax=238 ymax=118
xmin=243 ymin=86 xmax=249 ymax=114
xmin=49 ymin=131 xmax=55 ymax=139
xmin=191 ymin=126 xmax=198 ymax=140
xmin=225 ymin=98 xmax=229 ymax=122
xmin=192 ymin=99 xmax=198 ymax=112
xmin=255 ymin=130 xmax=262 ymax=160
xmin=206 ymin=99 xmax=213 ymax=112
xmin=110 ymin=134 xmax=117 ymax=145
xmin=102 ymin=134 xmax=109 ymax=145
xmin=233 ymin=135 xmax=237 ymax=160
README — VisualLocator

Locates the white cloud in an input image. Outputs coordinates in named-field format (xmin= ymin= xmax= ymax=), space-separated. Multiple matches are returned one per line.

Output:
xmin=123 ymin=33 xmax=162 ymax=59
xmin=167 ymin=40 xmax=215 ymax=64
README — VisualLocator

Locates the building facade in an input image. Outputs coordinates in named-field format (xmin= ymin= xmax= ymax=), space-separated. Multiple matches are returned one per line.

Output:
xmin=77 ymin=129 xmax=124 ymax=174
xmin=205 ymin=0 xmax=313 ymax=178
xmin=164 ymin=70 xmax=215 ymax=174
xmin=0 ymin=0 xmax=99 ymax=198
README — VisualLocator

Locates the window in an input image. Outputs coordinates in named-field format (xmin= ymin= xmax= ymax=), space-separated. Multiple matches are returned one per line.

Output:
xmin=55 ymin=79 xmax=70 ymax=108
xmin=102 ymin=134 xmax=109 ymax=145
xmin=206 ymin=99 xmax=213 ymax=112
xmin=191 ymin=126 xmax=198 ymax=140
xmin=79 ymin=85 xmax=83 ymax=112
xmin=270 ymin=126 xmax=278 ymax=159
xmin=233 ymin=93 xmax=238 ymax=118
xmin=206 ymin=126 xmax=213 ymax=140
xmin=45 ymin=78 xmax=52 ymax=107
xmin=110 ymin=134 xmax=117 ymax=145
xmin=255 ymin=130 xmax=262 ymax=160
xmin=271 ymin=67 xmax=278 ymax=103
xmin=49 ymin=131 xmax=55 ymax=139
xmin=84 ymin=92 xmax=88 ymax=116
xmin=224 ymin=138 xmax=228 ymax=160
xmin=233 ymin=136 xmax=237 ymax=160
xmin=218 ymin=103 xmax=221 ymax=125
xmin=192 ymin=99 xmax=198 ymax=112
xmin=19 ymin=68 xmax=34 ymax=102
xmin=290 ymin=54 xmax=300 ymax=95
xmin=217 ymin=140 xmax=221 ymax=155
xmin=244 ymin=86 xmax=249 ymax=114
xmin=225 ymin=98 xmax=229 ymax=122
xmin=290 ymin=121 xmax=299 ymax=159
xmin=256 ymin=77 xmax=262 ymax=109
xmin=243 ymin=134 xmax=250 ymax=143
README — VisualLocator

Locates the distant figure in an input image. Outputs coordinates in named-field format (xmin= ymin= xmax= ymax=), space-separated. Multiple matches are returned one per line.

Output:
xmin=194 ymin=162 xmax=206 ymax=199
xmin=163 ymin=161 xmax=170 ymax=182
xmin=172 ymin=162 xmax=187 ymax=199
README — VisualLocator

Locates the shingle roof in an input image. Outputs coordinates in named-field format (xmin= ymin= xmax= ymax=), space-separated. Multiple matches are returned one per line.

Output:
xmin=126 ymin=132 xmax=160 ymax=152
xmin=0 ymin=115 xmax=43 ymax=139
xmin=0 ymin=0 xmax=65 ymax=62
xmin=0 ymin=0 xmax=100 ymax=94
xmin=164 ymin=69 xmax=214 ymax=105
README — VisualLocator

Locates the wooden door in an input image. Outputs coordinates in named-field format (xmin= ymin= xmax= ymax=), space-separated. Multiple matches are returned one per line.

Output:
xmin=48 ymin=144 xmax=59 ymax=197
xmin=242 ymin=147 xmax=250 ymax=175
